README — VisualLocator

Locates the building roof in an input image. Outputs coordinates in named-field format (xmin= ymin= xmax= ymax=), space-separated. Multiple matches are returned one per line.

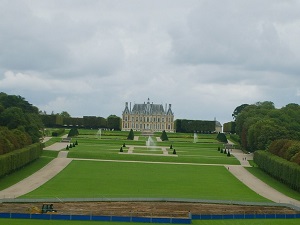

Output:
xmin=123 ymin=98 xmax=173 ymax=116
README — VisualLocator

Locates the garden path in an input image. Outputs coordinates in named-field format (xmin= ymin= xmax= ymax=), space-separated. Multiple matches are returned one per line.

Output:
xmin=227 ymin=143 xmax=300 ymax=208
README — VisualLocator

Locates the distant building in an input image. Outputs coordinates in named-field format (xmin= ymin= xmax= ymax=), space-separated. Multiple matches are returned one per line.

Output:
xmin=122 ymin=98 xmax=174 ymax=132
xmin=215 ymin=120 xmax=223 ymax=133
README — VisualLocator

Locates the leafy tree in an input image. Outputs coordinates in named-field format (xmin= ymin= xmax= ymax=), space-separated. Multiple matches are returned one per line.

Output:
xmin=59 ymin=111 xmax=71 ymax=118
xmin=216 ymin=133 xmax=228 ymax=143
xmin=107 ymin=115 xmax=121 ymax=130
xmin=232 ymin=104 xmax=249 ymax=120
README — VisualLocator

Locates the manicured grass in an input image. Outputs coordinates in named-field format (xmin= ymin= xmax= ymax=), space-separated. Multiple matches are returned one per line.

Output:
xmin=1 ymin=218 xmax=299 ymax=225
xmin=246 ymin=167 xmax=300 ymax=201
xmin=21 ymin=160 xmax=269 ymax=202
xmin=0 ymin=157 xmax=53 ymax=191
xmin=68 ymin=138 xmax=240 ymax=165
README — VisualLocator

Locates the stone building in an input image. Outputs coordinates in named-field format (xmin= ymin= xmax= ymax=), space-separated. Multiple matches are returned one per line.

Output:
xmin=122 ymin=98 xmax=174 ymax=132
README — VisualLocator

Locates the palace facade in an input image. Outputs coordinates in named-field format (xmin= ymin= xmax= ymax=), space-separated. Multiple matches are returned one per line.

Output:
xmin=122 ymin=98 xmax=174 ymax=132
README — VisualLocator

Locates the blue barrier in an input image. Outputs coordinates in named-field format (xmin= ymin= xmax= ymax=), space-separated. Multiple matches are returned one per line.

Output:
xmin=92 ymin=215 xmax=111 ymax=221
xmin=0 ymin=212 xmax=299 ymax=223
xmin=132 ymin=216 xmax=151 ymax=223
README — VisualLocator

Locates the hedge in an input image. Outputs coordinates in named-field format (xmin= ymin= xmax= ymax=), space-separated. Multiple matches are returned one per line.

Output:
xmin=0 ymin=143 xmax=43 ymax=178
xmin=52 ymin=129 xmax=65 ymax=137
xmin=254 ymin=150 xmax=300 ymax=192
xmin=216 ymin=133 xmax=228 ymax=143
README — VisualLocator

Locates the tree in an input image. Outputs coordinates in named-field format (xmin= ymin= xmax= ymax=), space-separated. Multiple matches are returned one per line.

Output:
xmin=60 ymin=111 xmax=71 ymax=118
xmin=232 ymin=104 xmax=249 ymax=120
xmin=107 ymin=115 xmax=121 ymax=130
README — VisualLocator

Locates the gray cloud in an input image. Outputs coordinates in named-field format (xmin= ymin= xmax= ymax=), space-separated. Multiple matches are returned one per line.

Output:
xmin=0 ymin=0 xmax=299 ymax=124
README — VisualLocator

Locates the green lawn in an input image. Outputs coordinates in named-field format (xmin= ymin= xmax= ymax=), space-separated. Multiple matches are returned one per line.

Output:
xmin=246 ymin=167 xmax=300 ymax=201
xmin=68 ymin=138 xmax=240 ymax=165
xmin=21 ymin=160 xmax=269 ymax=202
xmin=1 ymin=218 xmax=299 ymax=225
xmin=0 ymin=156 xmax=53 ymax=191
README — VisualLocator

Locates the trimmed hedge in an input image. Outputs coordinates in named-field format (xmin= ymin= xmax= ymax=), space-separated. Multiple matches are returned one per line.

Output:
xmin=216 ymin=133 xmax=228 ymax=143
xmin=160 ymin=130 xmax=169 ymax=141
xmin=0 ymin=143 xmax=43 ymax=178
xmin=254 ymin=150 xmax=300 ymax=192
xmin=52 ymin=129 xmax=65 ymax=137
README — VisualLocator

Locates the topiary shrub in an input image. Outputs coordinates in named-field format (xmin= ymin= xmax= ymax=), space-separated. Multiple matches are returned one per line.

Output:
xmin=66 ymin=145 xmax=69 ymax=150
xmin=170 ymin=144 xmax=173 ymax=149
xmin=220 ymin=149 xmax=223 ymax=153
xmin=216 ymin=133 xmax=228 ymax=143
xmin=173 ymin=149 xmax=176 ymax=154
xmin=123 ymin=143 xmax=126 ymax=147
xmin=160 ymin=130 xmax=169 ymax=141
xmin=75 ymin=140 xmax=78 ymax=145
xmin=127 ymin=129 xmax=134 ymax=140
xmin=227 ymin=151 xmax=231 ymax=157
xmin=218 ymin=147 xmax=220 ymax=151
xmin=120 ymin=147 xmax=123 ymax=152
xmin=68 ymin=128 xmax=79 ymax=137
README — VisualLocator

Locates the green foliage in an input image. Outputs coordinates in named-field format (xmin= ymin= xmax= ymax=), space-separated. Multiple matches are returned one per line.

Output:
xmin=0 ymin=93 xmax=43 ymax=143
xmin=127 ymin=129 xmax=134 ymax=140
xmin=160 ymin=130 xmax=169 ymax=141
xmin=217 ymin=147 xmax=220 ymax=151
xmin=75 ymin=140 xmax=78 ymax=145
xmin=83 ymin=116 xmax=106 ymax=129
xmin=227 ymin=151 xmax=231 ymax=157
xmin=107 ymin=115 xmax=121 ymax=130
xmin=268 ymin=139 xmax=300 ymax=164
xmin=40 ymin=114 xmax=63 ymax=127
xmin=0 ymin=127 xmax=32 ymax=155
xmin=175 ymin=119 xmax=215 ymax=133
xmin=0 ymin=143 xmax=43 ymax=178
xmin=170 ymin=144 xmax=173 ymax=149
xmin=66 ymin=145 xmax=69 ymax=150
xmin=173 ymin=149 xmax=176 ymax=154
xmin=52 ymin=128 xmax=65 ymax=137
xmin=68 ymin=128 xmax=79 ymax=137
xmin=235 ymin=102 xmax=300 ymax=151
xmin=223 ymin=121 xmax=236 ymax=133
xmin=216 ymin=133 xmax=228 ymax=143
xmin=254 ymin=150 xmax=300 ymax=192
xmin=232 ymin=104 xmax=249 ymax=120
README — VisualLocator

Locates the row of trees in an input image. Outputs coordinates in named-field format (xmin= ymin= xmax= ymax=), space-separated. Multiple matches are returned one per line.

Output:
xmin=0 ymin=143 xmax=43 ymax=178
xmin=0 ymin=127 xmax=32 ymax=155
xmin=233 ymin=102 xmax=300 ymax=152
xmin=175 ymin=119 xmax=215 ymax=133
xmin=254 ymin=150 xmax=300 ymax=192
xmin=0 ymin=93 xmax=43 ymax=143
xmin=268 ymin=139 xmax=300 ymax=165
xmin=40 ymin=114 xmax=121 ymax=130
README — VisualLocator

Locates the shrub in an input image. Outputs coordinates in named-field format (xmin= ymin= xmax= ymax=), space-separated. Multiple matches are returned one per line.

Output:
xmin=216 ymin=133 xmax=228 ymax=143
xmin=52 ymin=128 xmax=65 ymax=137
xmin=66 ymin=145 xmax=69 ymax=150
xmin=170 ymin=144 xmax=173 ymax=149
xmin=68 ymin=128 xmax=79 ymax=137
xmin=173 ymin=149 xmax=176 ymax=154
xmin=127 ymin=129 xmax=134 ymax=140
xmin=227 ymin=151 xmax=231 ymax=157
xmin=120 ymin=147 xmax=123 ymax=152
xmin=160 ymin=130 xmax=169 ymax=141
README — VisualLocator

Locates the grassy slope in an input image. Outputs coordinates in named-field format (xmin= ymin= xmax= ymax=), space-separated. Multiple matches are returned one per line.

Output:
xmin=21 ymin=160 xmax=268 ymax=202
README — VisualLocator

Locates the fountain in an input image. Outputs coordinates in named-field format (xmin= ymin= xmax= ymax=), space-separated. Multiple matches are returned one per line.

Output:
xmin=97 ymin=128 xmax=102 ymax=139
xmin=146 ymin=136 xmax=155 ymax=149
xmin=193 ymin=132 xmax=198 ymax=143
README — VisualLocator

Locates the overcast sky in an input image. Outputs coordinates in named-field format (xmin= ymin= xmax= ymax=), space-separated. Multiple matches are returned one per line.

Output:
xmin=1 ymin=0 xmax=300 ymax=124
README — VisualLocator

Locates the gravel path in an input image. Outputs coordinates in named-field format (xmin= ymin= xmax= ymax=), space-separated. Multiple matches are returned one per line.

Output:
xmin=228 ymin=144 xmax=300 ymax=208
xmin=0 ymin=157 xmax=72 ymax=199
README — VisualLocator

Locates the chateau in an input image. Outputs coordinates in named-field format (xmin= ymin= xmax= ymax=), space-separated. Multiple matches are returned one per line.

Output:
xmin=122 ymin=98 xmax=174 ymax=132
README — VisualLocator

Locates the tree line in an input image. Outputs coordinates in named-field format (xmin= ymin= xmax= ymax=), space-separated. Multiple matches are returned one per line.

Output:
xmin=232 ymin=101 xmax=300 ymax=152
